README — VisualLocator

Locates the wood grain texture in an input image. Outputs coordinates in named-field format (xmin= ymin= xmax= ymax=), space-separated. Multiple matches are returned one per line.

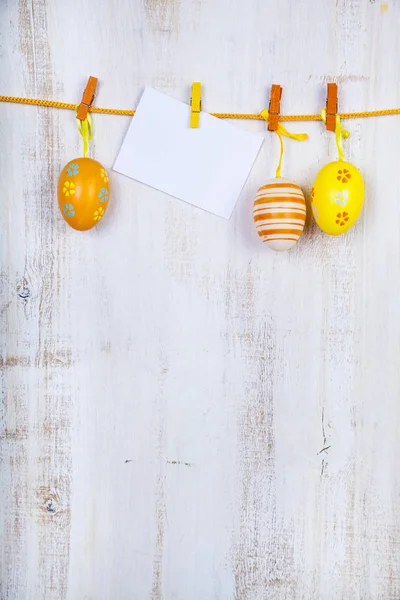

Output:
xmin=1 ymin=0 xmax=400 ymax=598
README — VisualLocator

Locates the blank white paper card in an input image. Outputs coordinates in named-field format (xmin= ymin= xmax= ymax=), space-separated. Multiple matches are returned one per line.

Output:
xmin=113 ymin=88 xmax=264 ymax=219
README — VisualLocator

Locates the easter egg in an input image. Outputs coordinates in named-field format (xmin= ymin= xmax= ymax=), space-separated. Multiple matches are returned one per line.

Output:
xmin=253 ymin=177 xmax=307 ymax=251
xmin=57 ymin=157 xmax=110 ymax=231
xmin=311 ymin=160 xmax=364 ymax=235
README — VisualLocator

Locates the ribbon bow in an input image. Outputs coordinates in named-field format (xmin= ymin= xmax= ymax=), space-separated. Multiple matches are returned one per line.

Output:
xmin=75 ymin=105 xmax=93 ymax=158
xmin=320 ymin=108 xmax=350 ymax=162
xmin=260 ymin=109 xmax=308 ymax=177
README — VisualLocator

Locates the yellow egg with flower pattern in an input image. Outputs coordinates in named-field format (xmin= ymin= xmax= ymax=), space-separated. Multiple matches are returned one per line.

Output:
xmin=58 ymin=157 xmax=110 ymax=231
xmin=311 ymin=160 xmax=364 ymax=235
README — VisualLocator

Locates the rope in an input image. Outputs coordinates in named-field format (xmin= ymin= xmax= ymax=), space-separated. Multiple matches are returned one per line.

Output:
xmin=2 ymin=95 xmax=400 ymax=121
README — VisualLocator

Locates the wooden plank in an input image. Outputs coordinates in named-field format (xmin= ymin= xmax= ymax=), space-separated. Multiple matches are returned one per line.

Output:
xmin=1 ymin=0 xmax=400 ymax=598
xmin=1 ymin=0 xmax=73 ymax=597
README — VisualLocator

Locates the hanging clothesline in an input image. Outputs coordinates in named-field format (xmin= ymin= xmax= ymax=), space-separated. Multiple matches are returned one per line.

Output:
xmin=1 ymin=94 xmax=400 ymax=121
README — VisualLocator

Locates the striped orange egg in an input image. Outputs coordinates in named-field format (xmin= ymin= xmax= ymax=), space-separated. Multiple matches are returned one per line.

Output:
xmin=253 ymin=177 xmax=306 ymax=251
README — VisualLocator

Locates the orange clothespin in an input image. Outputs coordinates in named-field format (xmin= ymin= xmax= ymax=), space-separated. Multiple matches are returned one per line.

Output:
xmin=76 ymin=76 xmax=98 ymax=121
xmin=325 ymin=83 xmax=338 ymax=132
xmin=190 ymin=82 xmax=201 ymax=128
xmin=267 ymin=84 xmax=282 ymax=132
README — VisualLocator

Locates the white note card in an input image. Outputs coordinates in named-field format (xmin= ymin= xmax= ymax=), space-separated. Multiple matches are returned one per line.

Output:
xmin=113 ymin=88 xmax=264 ymax=219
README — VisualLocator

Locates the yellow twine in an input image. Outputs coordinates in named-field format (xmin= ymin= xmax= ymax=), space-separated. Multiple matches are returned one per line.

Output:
xmin=260 ymin=108 xmax=308 ymax=177
xmin=320 ymin=107 xmax=350 ymax=162
xmin=75 ymin=107 xmax=93 ymax=157
xmin=1 ymin=95 xmax=400 ymax=122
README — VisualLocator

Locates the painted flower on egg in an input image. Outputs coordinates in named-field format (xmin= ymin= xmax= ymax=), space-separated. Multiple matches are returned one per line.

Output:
xmin=63 ymin=181 xmax=75 ymax=196
xmin=99 ymin=188 xmax=109 ymax=202
xmin=66 ymin=163 xmax=80 ymax=176
xmin=335 ymin=190 xmax=348 ymax=206
xmin=100 ymin=168 xmax=109 ymax=183
xmin=93 ymin=206 xmax=105 ymax=221
xmin=63 ymin=203 xmax=75 ymax=217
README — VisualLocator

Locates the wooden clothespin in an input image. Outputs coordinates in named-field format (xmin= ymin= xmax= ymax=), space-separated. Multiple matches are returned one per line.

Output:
xmin=325 ymin=83 xmax=338 ymax=132
xmin=267 ymin=84 xmax=282 ymax=131
xmin=190 ymin=82 xmax=201 ymax=128
xmin=76 ymin=76 xmax=98 ymax=121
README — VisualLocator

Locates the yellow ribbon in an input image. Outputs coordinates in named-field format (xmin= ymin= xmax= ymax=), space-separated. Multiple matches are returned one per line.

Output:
xmin=260 ymin=108 xmax=308 ymax=178
xmin=320 ymin=108 xmax=350 ymax=162
xmin=75 ymin=107 xmax=93 ymax=157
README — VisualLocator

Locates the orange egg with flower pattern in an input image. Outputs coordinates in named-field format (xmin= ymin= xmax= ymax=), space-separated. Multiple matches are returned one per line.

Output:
xmin=57 ymin=157 xmax=110 ymax=231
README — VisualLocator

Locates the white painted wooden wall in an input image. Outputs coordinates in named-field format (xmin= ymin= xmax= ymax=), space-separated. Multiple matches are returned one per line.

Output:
xmin=1 ymin=1 xmax=400 ymax=598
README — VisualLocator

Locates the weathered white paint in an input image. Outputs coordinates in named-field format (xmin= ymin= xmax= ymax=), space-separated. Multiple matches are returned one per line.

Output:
xmin=1 ymin=0 xmax=400 ymax=598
